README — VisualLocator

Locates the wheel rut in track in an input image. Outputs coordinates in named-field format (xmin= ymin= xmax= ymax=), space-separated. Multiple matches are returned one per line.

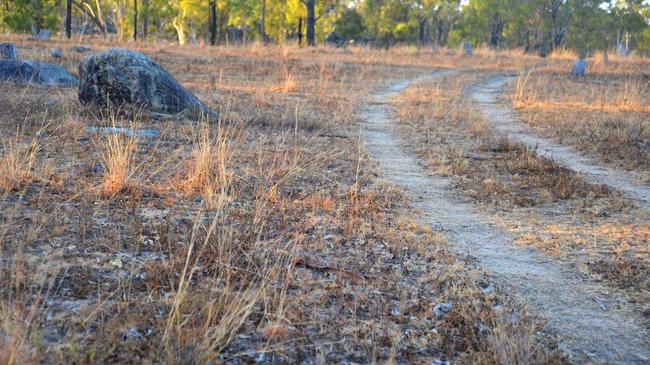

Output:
xmin=362 ymin=71 xmax=649 ymax=364
xmin=471 ymin=75 xmax=650 ymax=211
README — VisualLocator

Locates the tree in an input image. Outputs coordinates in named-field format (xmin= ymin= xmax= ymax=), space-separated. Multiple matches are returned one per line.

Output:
xmin=301 ymin=0 xmax=316 ymax=45
xmin=133 ymin=0 xmax=138 ymax=40
xmin=565 ymin=0 xmax=610 ymax=52
xmin=261 ymin=0 xmax=267 ymax=41
xmin=359 ymin=0 xmax=386 ymax=40
xmin=454 ymin=0 xmax=509 ymax=47
xmin=298 ymin=0 xmax=337 ymax=46
xmin=548 ymin=0 xmax=570 ymax=49
xmin=72 ymin=0 xmax=107 ymax=37
xmin=172 ymin=0 xmax=206 ymax=45
xmin=409 ymin=0 xmax=437 ymax=44
xmin=431 ymin=0 xmax=461 ymax=46
xmin=65 ymin=0 xmax=72 ymax=38
xmin=142 ymin=0 xmax=148 ymax=38
xmin=3 ymin=0 xmax=59 ymax=33
xmin=334 ymin=7 xmax=365 ymax=40
xmin=209 ymin=0 xmax=217 ymax=45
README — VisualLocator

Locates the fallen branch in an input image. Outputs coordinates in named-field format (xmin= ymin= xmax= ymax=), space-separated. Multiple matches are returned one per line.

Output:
xmin=294 ymin=256 xmax=367 ymax=284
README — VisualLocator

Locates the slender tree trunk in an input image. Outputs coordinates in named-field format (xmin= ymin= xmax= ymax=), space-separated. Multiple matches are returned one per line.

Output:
xmin=305 ymin=0 xmax=315 ymax=47
xmin=209 ymin=0 xmax=217 ymax=45
xmin=95 ymin=0 xmax=106 ymax=38
xmin=133 ymin=0 xmax=138 ymax=41
xmin=298 ymin=17 xmax=303 ymax=46
xmin=65 ymin=0 xmax=72 ymax=38
xmin=261 ymin=0 xmax=266 ymax=42
xmin=173 ymin=18 xmax=186 ymax=45
xmin=418 ymin=18 xmax=426 ymax=44
xmin=549 ymin=0 xmax=566 ymax=49
xmin=489 ymin=13 xmax=503 ymax=48
xmin=143 ymin=0 xmax=148 ymax=39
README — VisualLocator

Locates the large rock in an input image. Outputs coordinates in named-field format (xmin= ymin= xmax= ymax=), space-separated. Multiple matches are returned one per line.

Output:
xmin=1 ymin=43 xmax=16 ymax=60
xmin=78 ymin=48 xmax=216 ymax=119
xmin=0 ymin=60 xmax=79 ymax=86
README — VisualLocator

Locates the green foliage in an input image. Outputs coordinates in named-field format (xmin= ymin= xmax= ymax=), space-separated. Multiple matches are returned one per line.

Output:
xmin=3 ymin=0 xmax=59 ymax=33
xmin=334 ymin=7 xmax=365 ymax=40
xmin=1 ymin=0 xmax=649 ymax=53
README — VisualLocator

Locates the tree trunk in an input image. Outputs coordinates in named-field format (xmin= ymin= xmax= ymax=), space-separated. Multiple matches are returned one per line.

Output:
xmin=298 ymin=17 xmax=303 ymax=46
xmin=261 ymin=0 xmax=266 ymax=42
xmin=173 ymin=18 xmax=186 ymax=45
xmin=143 ymin=0 xmax=148 ymax=39
xmin=95 ymin=0 xmax=106 ymax=38
xmin=418 ymin=18 xmax=426 ymax=44
xmin=209 ymin=0 xmax=217 ymax=45
xmin=306 ymin=0 xmax=315 ymax=47
xmin=549 ymin=0 xmax=567 ymax=49
xmin=133 ymin=0 xmax=137 ymax=41
xmin=489 ymin=13 xmax=503 ymax=48
xmin=66 ymin=0 xmax=72 ymax=38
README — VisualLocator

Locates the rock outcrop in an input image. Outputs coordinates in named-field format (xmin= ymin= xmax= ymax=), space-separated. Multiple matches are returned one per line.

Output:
xmin=0 ymin=59 xmax=79 ymax=86
xmin=1 ymin=43 xmax=16 ymax=60
xmin=78 ymin=48 xmax=216 ymax=119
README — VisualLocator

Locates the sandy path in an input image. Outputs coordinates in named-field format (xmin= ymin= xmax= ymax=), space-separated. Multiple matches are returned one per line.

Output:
xmin=471 ymin=75 xmax=650 ymax=211
xmin=362 ymin=72 xmax=650 ymax=364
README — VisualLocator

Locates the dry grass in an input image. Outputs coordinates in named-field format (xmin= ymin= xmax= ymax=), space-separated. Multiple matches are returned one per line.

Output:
xmin=0 ymin=35 xmax=581 ymax=364
xmin=96 ymin=127 xmax=137 ymax=196
xmin=0 ymin=133 xmax=39 ymax=192
xmin=396 ymin=70 xmax=648 ymax=312
xmin=179 ymin=120 xmax=237 ymax=209
xmin=510 ymin=62 xmax=650 ymax=174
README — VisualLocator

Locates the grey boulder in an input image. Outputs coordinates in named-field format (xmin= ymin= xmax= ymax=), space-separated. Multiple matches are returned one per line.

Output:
xmin=572 ymin=59 xmax=587 ymax=77
xmin=73 ymin=45 xmax=92 ymax=53
xmin=51 ymin=47 xmax=63 ymax=58
xmin=0 ymin=59 xmax=79 ymax=86
xmin=78 ymin=48 xmax=216 ymax=119
xmin=34 ymin=29 xmax=50 ymax=40
xmin=1 ymin=43 xmax=17 ymax=60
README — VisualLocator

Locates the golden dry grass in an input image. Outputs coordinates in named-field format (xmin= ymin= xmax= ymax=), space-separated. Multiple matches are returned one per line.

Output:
xmin=396 ymin=70 xmax=649 ymax=318
xmin=0 ymin=34 xmax=625 ymax=364
xmin=0 ymin=133 xmax=39 ymax=192
xmin=510 ymin=59 xmax=650 ymax=175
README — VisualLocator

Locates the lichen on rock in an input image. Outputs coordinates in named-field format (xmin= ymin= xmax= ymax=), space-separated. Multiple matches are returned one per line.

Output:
xmin=78 ymin=48 xmax=217 ymax=120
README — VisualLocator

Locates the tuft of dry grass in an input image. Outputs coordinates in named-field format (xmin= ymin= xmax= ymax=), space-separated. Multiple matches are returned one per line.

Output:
xmin=0 ymin=133 xmax=39 ymax=192
xmin=282 ymin=69 xmax=298 ymax=93
xmin=180 ymin=119 xmax=237 ymax=209
xmin=95 ymin=125 xmax=138 ymax=196
xmin=512 ymin=70 xmax=537 ymax=107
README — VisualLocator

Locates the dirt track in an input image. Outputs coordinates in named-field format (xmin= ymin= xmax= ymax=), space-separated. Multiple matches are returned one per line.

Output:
xmin=471 ymin=75 xmax=650 ymax=211
xmin=363 ymin=71 xmax=650 ymax=364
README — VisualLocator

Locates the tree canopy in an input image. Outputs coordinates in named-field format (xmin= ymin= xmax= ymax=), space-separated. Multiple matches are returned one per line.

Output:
xmin=2 ymin=0 xmax=650 ymax=54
